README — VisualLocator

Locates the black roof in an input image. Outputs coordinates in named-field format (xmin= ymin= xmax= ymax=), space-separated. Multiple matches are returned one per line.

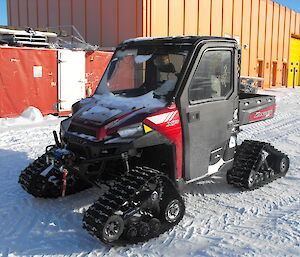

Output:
xmin=120 ymin=36 xmax=237 ymax=48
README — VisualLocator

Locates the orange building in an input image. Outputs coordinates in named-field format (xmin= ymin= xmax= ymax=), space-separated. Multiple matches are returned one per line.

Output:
xmin=6 ymin=0 xmax=300 ymax=88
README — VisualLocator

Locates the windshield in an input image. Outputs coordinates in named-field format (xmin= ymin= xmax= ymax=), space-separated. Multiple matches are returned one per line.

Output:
xmin=95 ymin=47 xmax=189 ymax=102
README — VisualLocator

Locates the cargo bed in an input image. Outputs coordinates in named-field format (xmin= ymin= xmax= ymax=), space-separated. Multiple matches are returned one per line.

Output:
xmin=239 ymin=93 xmax=276 ymax=126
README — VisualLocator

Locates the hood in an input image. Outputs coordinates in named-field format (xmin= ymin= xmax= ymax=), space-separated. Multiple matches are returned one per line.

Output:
xmin=71 ymin=90 xmax=167 ymax=129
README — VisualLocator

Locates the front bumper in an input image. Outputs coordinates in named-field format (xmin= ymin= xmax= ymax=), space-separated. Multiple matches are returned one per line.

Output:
xmin=63 ymin=131 xmax=131 ymax=159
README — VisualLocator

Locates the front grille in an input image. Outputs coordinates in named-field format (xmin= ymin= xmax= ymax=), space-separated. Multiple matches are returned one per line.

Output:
xmin=68 ymin=124 xmax=97 ymax=138
xmin=66 ymin=140 xmax=118 ymax=159
xmin=67 ymin=142 xmax=88 ymax=157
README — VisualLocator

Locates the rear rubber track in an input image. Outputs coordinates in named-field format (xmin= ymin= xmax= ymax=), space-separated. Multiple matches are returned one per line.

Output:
xmin=227 ymin=140 xmax=289 ymax=190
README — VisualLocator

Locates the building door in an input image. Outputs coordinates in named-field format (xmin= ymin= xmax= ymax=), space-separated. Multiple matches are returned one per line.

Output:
xmin=257 ymin=60 xmax=264 ymax=87
xmin=289 ymin=62 xmax=300 ymax=88
xmin=272 ymin=62 xmax=277 ymax=87
xmin=58 ymin=50 xmax=86 ymax=111
xmin=282 ymin=63 xmax=287 ymax=87
xmin=288 ymin=37 xmax=300 ymax=87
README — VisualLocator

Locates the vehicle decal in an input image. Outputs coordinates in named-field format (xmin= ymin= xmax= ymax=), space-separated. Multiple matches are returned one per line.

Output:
xmin=143 ymin=105 xmax=183 ymax=179
xmin=249 ymin=104 xmax=276 ymax=122
xmin=143 ymin=124 xmax=153 ymax=133
xmin=147 ymin=111 xmax=177 ymax=124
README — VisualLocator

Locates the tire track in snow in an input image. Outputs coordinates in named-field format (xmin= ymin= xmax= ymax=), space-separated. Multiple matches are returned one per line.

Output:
xmin=1 ymin=89 xmax=300 ymax=256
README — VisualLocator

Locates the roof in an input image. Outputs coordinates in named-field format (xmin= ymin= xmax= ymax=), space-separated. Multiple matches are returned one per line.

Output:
xmin=120 ymin=36 xmax=238 ymax=48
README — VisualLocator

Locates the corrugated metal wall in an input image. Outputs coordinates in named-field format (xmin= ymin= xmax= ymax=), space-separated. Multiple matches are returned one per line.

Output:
xmin=6 ymin=0 xmax=300 ymax=88
xmin=142 ymin=0 xmax=300 ymax=88
xmin=7 ymin=0 xmax=143 ymax=47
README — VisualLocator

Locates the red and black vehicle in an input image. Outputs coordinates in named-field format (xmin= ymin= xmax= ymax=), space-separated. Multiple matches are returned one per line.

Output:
xmin=19 ymin=36 xmax=289 ymax=245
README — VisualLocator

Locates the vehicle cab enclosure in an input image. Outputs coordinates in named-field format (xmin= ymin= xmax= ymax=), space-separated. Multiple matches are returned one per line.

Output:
xmin=61 ymin=36 xmax=275 ymax=185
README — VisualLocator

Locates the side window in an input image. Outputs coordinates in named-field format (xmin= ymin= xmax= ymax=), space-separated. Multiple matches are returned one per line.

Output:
xmin=189 ymin=50 xmax=233 ymax=103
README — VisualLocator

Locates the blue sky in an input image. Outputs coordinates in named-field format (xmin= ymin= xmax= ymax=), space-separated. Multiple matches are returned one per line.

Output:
xmin=0 ymin=0 xmax=7 ymax=26
xmin=274 ymin=0 xmax=300 ymax=13
xmin=0 ymin=0 xmax=299 ymax=26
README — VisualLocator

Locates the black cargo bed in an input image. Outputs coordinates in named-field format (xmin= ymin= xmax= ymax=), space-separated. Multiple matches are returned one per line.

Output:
xmin=239 ymin=93 xmax=276 ymax=126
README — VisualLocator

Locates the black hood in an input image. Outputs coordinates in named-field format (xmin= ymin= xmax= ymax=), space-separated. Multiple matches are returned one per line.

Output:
xmin=70 ymin=91 xmax=167 ymax=129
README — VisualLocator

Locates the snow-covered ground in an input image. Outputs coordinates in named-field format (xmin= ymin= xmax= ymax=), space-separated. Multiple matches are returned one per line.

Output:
xmin=0 ymin=88 xmax=300 ymax=257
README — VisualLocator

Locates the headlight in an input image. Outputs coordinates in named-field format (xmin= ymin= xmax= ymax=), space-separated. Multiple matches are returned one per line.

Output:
xmin=117 ymin=124 xmax=143 ymax=138
xmin=60 ymin=117 xmax=72 ymax=137
xmin=71 ymin=101 xmax=81 ymax=114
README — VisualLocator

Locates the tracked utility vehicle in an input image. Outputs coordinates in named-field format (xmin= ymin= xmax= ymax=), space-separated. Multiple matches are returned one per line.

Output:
xmin=19 ymin=36 xmax=289 ymax=245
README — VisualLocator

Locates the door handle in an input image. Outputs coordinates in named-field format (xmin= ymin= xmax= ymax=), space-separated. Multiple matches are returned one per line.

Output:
xmin=187 ymin=112 xmax=200 ymax=123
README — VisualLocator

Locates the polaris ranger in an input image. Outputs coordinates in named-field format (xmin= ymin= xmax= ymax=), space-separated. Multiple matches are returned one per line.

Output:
xmin=19 ymin=36 xmax=289 ymax=245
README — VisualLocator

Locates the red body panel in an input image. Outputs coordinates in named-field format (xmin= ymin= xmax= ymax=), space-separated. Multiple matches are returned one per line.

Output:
xmin=143 ymin=105 xmax=183 ymax=179
xmin=98 ymin=108 xmax=145 ymax=140
xmin=249 ymin=104 xmax=276 ymax=122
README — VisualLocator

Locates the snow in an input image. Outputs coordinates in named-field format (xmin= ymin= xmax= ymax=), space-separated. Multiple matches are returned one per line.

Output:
xmin=154 ymin=80 xmax=177 ymax=97
xmin=122 ymin=36 xmax=198 ymax=44
xmin=0 ymin=107 xmax=60 ymax=134
xmin=69 ymin=132 xmax=96 ymax=141
xmin=80 ymin=90 xmax=166 ymax=123
xmin=83 ymin=77 xmax=176 ymax=124
xmin=81 ymin=105 xmax=122 ymax=121
xmin=0 ymin=107 xmax=44 ymax=128
xmin=1 ymin=88 xmax=300 ymax=256
xmin=81 ymin=80 xmax=177 ymax=123
xmin=123 ymin=37 xmax=157 ymax=43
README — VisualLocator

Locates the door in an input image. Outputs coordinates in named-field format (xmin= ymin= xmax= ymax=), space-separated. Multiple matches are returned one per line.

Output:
xmin=271 ymin=62 xmax=277 ymax=87
xmin=282 ymin=63 xmax=287 ymax=87
xmin=58 ymin=50 xmax=86 ymax=111
xmin=288 ymin=37 xmax=300 ymax=88
xmin=289 ymin=61 xmax=299 ymax=88
xmin=179 ymin=44 xmax=239 ymax=181
xmin=257 ymin=60 xmax=264 ymax=87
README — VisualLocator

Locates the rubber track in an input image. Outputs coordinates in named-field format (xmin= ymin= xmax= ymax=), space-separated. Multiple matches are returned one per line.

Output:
xmin=82 ymin=166 xmax=185 ymax=246
xmin=227 ymin=140 xmax=288 ymax=190
xmin=18 ymin=154 xmax=91 ymax=198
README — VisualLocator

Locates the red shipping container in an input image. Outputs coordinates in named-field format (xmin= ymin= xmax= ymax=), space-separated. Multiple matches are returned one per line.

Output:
xmin=0 ymin=46 xmax=58 ymax=118
xmin=0 ymin=47 xmax=113 ymax=118
xmin=85 ymin=51 xmax=113 ymax=96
